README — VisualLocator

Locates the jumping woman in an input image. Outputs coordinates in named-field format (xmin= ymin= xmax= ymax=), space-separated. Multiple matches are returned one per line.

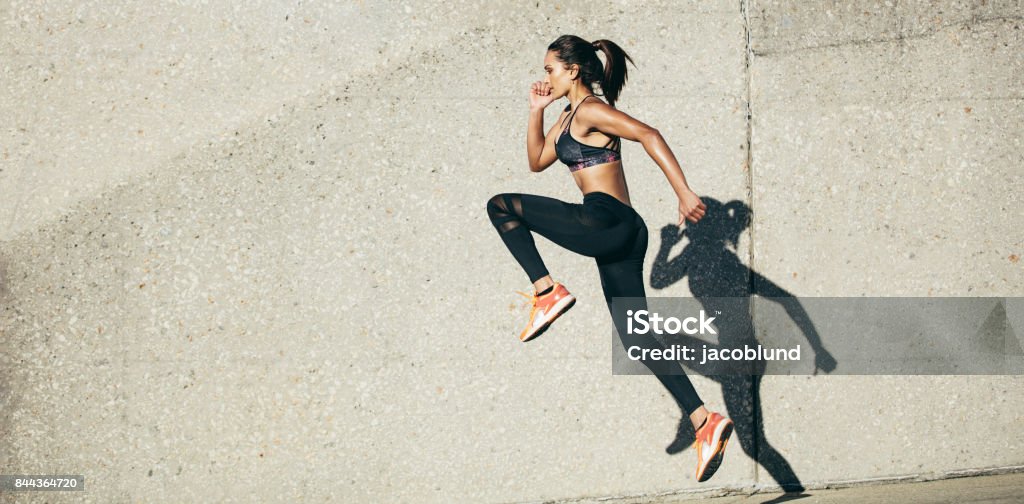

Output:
xmin=486 ymin=35 xmax=734 ymax=483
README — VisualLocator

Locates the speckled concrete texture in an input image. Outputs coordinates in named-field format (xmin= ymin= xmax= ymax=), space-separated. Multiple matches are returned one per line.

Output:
xmin=0 ymin=0 xmax=1021 ymax=502
xmin=745 ymin=0 xmax=1024 ymax=493
xmin=0 ymin=0 xmax=519 ymax=241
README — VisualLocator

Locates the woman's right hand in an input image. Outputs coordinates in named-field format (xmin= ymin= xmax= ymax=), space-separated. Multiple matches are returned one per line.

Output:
xmin=529 ymin=81 xmax=556 ymax=110
xmin=677 ymin=189 xmax=707 ymax=226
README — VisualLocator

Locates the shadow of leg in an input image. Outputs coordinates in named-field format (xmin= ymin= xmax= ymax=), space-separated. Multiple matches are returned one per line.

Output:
xmin=723 ymin=375 xmax=806 ymax=494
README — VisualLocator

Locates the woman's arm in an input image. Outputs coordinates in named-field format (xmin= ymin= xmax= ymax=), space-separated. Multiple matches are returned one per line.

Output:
xmin=578 ymin=102 xmax=707 ymax=224
xmin=526 ymin=81 xmax=560 ymax=172
xmin=526 ymin=107 xmax=560 ymax=172
xmin=577 ymin=103 xmax=690 ymax=196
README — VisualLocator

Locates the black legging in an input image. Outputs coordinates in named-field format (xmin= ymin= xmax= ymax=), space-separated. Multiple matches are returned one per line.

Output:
xmin=486 ymin=190 xmax=704 ymax=415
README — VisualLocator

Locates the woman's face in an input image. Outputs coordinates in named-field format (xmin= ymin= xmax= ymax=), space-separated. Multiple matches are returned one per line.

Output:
xmin=543 ymin=50 xmax=576 ymax=99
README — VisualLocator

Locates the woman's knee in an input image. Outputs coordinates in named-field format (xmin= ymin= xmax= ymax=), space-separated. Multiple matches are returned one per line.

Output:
xmin=486 ymin=194 xmax=507 ymax=218
xmin=487 ymin=193 xmax=522 ymax=219
xmin=488 ymin=194 xmax=525 ymax=232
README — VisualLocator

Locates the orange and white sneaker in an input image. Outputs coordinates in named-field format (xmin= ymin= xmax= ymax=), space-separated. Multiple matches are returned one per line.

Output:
xmin=694 ymin=411 xmax=734 ymax=482
xmin=515 ymin=282 xmax=576 ymax=342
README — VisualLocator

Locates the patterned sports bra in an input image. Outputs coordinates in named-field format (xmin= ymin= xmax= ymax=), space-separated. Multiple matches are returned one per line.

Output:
xmin=554 ymin=95 xmax=622 ymax=172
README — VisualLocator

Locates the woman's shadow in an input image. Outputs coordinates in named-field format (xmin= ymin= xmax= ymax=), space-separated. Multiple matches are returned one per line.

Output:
xmin=644 ymin=197 xmax=837 ymax=500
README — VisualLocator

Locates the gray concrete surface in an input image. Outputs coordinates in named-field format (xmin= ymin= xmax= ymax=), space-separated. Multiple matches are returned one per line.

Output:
xmin=0 ymin=0 xmax=510 ymax=241
xmin=568 ymin=470 xmax=1024 ymax=503
xmin=1 ymin=0 xmax=1022 ymax=502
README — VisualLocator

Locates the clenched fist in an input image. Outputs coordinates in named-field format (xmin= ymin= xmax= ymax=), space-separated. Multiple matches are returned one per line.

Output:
xmin=678 ymin=189 xmax=707 ymax=226
xmin=529 ymin=81 xmax=556 ymax=111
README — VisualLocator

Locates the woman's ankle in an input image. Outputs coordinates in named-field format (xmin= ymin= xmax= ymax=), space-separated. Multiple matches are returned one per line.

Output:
xmin=690 ymin=406 xmax=710 ymax=431
xmin=532 ymin=276 xmax=554 ymax=294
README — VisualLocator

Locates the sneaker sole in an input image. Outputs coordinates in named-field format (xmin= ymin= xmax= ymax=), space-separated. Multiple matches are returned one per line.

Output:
xmin=521 ymin=295 xmax=576 ymax=342
xmin=697 ymin=420 xmax=733 ymax=483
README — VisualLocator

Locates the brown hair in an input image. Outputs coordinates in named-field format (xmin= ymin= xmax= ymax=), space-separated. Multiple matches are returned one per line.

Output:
xmin=548 ymin=35 xmax=637 ymax=107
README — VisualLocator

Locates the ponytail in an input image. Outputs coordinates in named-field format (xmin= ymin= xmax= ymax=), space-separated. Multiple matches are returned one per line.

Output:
xmin=591 ymin=39 xmax=636 ymax=107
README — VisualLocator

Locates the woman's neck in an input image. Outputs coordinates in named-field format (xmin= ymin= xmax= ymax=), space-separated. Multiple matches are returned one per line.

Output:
xmin=568 ymin=88 xmax=594 ymax=110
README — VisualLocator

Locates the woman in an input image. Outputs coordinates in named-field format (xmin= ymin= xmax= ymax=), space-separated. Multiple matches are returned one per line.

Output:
xmin=486 ymin=35 xmax=733 ymax=483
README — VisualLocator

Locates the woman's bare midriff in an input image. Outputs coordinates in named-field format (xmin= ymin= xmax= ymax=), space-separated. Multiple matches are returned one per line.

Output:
xmin=574 ymin=161 xmax=632 ymax=208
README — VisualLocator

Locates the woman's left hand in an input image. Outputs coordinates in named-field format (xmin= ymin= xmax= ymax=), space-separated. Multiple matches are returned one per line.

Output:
xmin=677 ymin=189 xmax=706 ymax=226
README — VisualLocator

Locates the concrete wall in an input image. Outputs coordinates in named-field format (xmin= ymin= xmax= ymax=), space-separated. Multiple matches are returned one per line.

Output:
xmin=1 ymin=0 xmax=1021 ymax=502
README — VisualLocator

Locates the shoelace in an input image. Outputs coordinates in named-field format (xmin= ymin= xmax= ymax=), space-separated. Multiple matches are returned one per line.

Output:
xmin=515 ymin=290 xmax=539 ymax=306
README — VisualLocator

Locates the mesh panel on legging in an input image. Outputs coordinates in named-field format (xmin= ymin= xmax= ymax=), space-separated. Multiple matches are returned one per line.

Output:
xmin=487 ymin=194 xmax=524 ymax=233
xmin=487 ymin=193 xmax=550 ymax=282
